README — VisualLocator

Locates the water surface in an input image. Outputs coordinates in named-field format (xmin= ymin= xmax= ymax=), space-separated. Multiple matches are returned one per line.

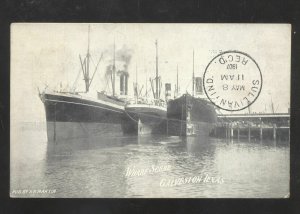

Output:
xmin=11 ymin=129 xmax=289 ymax=198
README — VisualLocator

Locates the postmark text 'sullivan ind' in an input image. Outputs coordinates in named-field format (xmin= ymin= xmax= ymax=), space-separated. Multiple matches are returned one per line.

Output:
xmin=203 ymin=50 xmax=262 ymax=111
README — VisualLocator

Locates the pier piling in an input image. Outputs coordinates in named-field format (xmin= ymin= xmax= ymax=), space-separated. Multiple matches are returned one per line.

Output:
xmin=237 ymin=124 xmax=240 ymax=141
xmin=214 ymin=113 xmax=290 ymax=141
xmin=54 ymin=103 xmax=57 ymax=142
xmin=166 ymin=119 xmax=168 ymax=136
xmin=273 ymin=124 xmax=277 ymax=140
xmin=213 ymin=114 xmax=289 ymax=141
xmin=248 ymin=124 xmax=251 ymax=141
xmin=288 ymin=119 xmax=290 ymax=142
xmin=214 ymin=125 xmax=217 ymax=136
xmin=227 ymin=123 xmax=230 ymax=139
xmin=260 ymin=122 xmax=263 ymax=141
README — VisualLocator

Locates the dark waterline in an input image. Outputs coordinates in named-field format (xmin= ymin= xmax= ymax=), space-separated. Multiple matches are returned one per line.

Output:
xmin=11 ymin=130 xmax=289 ymax=198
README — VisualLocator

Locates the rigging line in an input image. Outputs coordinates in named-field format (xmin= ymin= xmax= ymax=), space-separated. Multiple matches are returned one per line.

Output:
xmin=105 ymin=76 xmax=112 ymax=94
xmin=138 ymin=85 xmax=144 ymax=97
xmin=185 ymin=79 xmax=192 ymax=92
xmin=89 ymin=53 xmax=103 ymax=86
xmin=90 ymin=55 xmax=97 ymax=67
xmin=90 ymin=53 xmax=103 ymax=69
xmin=79 ymin=55 xmax=87 ymax=77
xmin=145 ymin=88 xmax=152 ymax=97
xmin=124 ymin=109 xmax=139 ymax=123
xmin=72 ymin=68 xmax=83 ymax=92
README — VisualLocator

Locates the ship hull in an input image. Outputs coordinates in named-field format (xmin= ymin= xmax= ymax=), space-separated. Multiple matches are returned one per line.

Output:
xmin=46 ymin=121 xmax=124 ymax=141
xmin=167 ymin=94 xmax=217 ymax=137
xmin=41 ymin=93 xmax=126 ymax=141
xmin=124 ymin=104 xmax=167 ymax=135
xmin=167 ymin=120 xmax=215 ymax=137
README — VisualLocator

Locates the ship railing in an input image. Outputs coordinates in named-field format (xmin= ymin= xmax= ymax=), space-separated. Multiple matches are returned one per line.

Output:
xmin=49 ymin=89 xmax=108 ymax=104
xmin=126 ymin=97 xmax=166 ymax=108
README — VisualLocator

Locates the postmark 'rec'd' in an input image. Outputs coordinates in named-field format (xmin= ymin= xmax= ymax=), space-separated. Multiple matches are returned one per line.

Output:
xmin=203 ymin=51 xmax=262 ymax=111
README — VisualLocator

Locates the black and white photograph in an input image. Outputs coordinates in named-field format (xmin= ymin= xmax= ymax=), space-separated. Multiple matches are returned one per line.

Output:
xmin=10 ymin=23 xmax=290 ymax=198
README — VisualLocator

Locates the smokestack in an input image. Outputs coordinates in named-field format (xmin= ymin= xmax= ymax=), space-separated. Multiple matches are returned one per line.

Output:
xmin=105 ymin=45 xmax=133 ymax=96
xmin=120 ymin=74 xmax=124 ymax=95
xmin=119 ymin=72 xmax=128 ymax=95
xmin=165 ymin=83 xmax=171 ymax=101
xmin=125 ymin=74 xmax=128 ymax=95
xmin=195 ymin=77 xmax=203 ymax=95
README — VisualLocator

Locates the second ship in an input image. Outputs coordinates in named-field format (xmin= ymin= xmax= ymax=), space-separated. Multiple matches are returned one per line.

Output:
xmin=166 ymin=51 xmax=217 ymax=137
xmin=123 ymin=40 xmax=167 ymax=135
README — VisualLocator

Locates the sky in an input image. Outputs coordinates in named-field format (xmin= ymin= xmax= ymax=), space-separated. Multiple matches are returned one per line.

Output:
xmin=11 ymin=23 xmax=291 ymax=125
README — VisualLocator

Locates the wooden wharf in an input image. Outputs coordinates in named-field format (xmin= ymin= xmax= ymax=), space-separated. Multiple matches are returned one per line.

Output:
xmin=213 ymin=113 xmax=290 ymax=141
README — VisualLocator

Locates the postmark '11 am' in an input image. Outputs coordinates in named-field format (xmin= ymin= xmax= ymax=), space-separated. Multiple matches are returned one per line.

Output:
xmin=203 ymin=50 xmax=263 ymax=111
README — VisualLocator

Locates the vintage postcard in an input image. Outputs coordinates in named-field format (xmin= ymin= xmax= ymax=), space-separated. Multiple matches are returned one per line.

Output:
xmin=10 ymin=23 xmax=290 ymax=198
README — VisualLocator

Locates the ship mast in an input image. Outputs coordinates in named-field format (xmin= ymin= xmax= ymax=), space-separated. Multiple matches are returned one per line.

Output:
xmin=145 ymin=67 xmax=148 ymax=97
xmin=86 ymin=26 xmax=90 ymax=92
xmin=192 ymin=49 xmax=195 ymax=97
xmin=112 ymin=40 xmax=116 ymax=96
xmin=135 ymin=64 xmax=138 ymax=99
xmin=136 ymin=64 xmax=138 ymax=85
xmin=78 ymin=25 xmax=102 ymax=94
xmin=271 ymin=96 xmax=275 ymax=113
xmin=79 ymin=25 xmax=91 ymax=93
xmin=155 ymin=39 xmax=159 ymax=99
xmin=176 ymin=65 xmax=179 ymax=96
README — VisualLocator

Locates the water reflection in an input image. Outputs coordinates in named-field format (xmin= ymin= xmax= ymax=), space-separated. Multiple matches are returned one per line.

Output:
xmin=11 ymin=131 xmax=289 ymax=198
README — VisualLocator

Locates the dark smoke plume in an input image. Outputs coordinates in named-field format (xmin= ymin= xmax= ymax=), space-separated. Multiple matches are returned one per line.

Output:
xmin=105 ymin=45 xmax=133 ymax=77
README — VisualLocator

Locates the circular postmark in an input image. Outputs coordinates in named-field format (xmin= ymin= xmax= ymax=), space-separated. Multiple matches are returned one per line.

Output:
xmin=203 ymin=50 xmax=262 ymax=111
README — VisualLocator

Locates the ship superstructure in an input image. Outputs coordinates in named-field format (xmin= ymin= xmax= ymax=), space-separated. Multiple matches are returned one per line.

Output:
xmin=167 ymin=50 xmax=217 ymax=136
xmin=39 ymin=26 xmax=128 ymax=141
xmin=123 ymin=40 xmax=167 ymax=135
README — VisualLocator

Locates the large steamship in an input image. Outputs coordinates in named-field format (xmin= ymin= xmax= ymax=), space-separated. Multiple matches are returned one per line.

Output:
xmin=123 ymin=40 xmax=167 ymax=135
xmin=39 ymin=26 xmax=129 ymax=141
xmin=167 ymin=51 xmax=217 ymax=136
